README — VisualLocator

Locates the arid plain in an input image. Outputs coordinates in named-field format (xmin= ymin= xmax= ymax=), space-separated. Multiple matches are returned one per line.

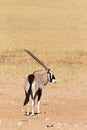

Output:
xmin=0 ymin=0 xmax=87 ymax=130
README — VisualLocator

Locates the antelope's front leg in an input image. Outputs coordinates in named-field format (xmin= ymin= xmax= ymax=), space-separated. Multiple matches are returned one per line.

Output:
xmin=32 ymin=99 xmax=35 ymax=116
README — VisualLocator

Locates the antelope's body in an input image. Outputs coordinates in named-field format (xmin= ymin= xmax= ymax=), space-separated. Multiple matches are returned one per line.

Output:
xmin=23 ymin=69 xmax=56 ymax=116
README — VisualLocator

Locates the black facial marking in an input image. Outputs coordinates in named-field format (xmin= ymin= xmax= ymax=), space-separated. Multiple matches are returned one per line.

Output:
xmin=47 ymin=69 xmax=56 ymax=82
xmin=48 ymin=71 xmax=52 ymax=82
xmin=38 ymin=88 xmax=42 ymax=101
xmin=49 ymin=72 xmax=52 ymax=82
xmin=52 ymin=74 xmax=56 ymax=80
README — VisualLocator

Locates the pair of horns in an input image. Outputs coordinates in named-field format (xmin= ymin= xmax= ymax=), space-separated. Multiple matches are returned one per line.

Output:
xmin=24 ymin=49 xmax=49 ymax=70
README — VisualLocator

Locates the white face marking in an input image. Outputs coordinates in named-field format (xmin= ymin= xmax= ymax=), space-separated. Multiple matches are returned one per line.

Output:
xmin=52 ymin=79 xmax=57 ymax=83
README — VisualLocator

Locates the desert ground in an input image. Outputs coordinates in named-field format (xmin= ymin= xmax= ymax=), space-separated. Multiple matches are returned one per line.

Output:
xmin=0 ymin=0 xmax=87 ymax=130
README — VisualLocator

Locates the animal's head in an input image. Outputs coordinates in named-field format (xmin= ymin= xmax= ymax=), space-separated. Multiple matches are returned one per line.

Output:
xmin=47 ymin=69 xmax=57 ymax=83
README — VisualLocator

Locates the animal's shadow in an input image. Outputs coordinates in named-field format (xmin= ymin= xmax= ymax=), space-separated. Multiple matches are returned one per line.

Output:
xmin=25 ymin=112 xmax=41 ymax=116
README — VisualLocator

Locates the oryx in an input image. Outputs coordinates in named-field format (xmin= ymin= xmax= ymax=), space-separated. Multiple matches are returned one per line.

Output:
xmin=23 ymin=49 xmax=56 ymax=116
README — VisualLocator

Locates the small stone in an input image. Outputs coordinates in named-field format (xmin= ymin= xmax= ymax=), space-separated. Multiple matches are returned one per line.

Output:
xmin=45 ymin=118 xmax=50 ymax=121
xmin=57 ymin=126 xmax=61 ymax=129
xmin=84 ymin=124 xmax=87 ymax=128
xmin=21 ymin=109 xmax=24 ymax=112
xmin=56 ymin=123 xmax=62 ymax=126
xmin=63 ymin=123 xmax=67 ymax=126
xmin=18 ymin=121 xmax=22 ymax=126
xmin=74 ymin=124 xmax=79 ymax=128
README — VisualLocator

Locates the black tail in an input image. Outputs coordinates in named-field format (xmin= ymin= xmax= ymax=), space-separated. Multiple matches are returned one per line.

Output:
xmin=23 ymin=74 xmax=35 ymax=106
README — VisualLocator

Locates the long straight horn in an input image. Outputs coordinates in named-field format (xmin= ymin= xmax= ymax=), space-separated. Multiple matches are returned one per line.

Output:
xmin=24 ymin=49 xmax=49 ymax=70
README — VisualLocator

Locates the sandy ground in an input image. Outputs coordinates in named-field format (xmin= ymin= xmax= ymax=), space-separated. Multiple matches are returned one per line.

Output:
xmin=0 ymin=0 xmax=87 ymax=130
xmin=0 ymin=77 xmax=87 ymax=130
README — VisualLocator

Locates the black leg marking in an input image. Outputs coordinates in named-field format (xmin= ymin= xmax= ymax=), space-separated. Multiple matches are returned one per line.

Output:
xmin=24 ymin=85 xmax=31 ymax=106
xmin=38 ymin=89 xmax=42 ymax=101
xmin=24 ymin=93 xmax=29 ymax=106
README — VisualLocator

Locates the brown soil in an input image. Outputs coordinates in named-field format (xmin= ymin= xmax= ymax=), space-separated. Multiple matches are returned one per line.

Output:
xmin=0 ymin=78 xmax=87 ymax=130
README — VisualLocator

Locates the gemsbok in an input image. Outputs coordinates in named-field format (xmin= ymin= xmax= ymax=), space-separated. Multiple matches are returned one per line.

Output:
xmin=23 ymin=49 xmax=57 ymax=116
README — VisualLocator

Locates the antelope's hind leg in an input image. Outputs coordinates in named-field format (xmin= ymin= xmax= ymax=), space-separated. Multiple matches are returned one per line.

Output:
xmin=26 ymin=101 xmax=30 ymax=116
xmin=31 ymin=99 xmax=35 ymax=116
xmin=37 ymin=89 xmax=42 ymax=114
xmin=24 ymin=90 xmax=31 ymax=116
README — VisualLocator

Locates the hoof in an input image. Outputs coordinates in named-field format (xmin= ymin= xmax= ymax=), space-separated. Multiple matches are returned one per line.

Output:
xmin=37 ymin=111 xmax=41 ymax=114
xmin=31 ymin=113 xmax=35 ymax=116
xmin=25 ymin=112 xmax=30 ymax=116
